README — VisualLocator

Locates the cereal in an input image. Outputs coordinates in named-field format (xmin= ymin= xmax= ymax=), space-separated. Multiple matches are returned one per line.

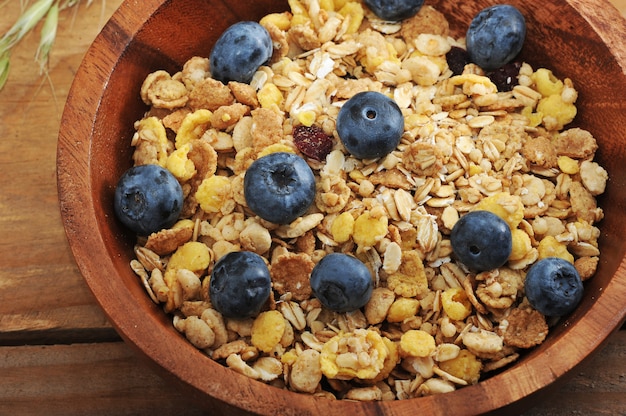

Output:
xmin=124 ymin=0 xmax=608 ymax=400
xmin=251 ymin=310 xmax=286 ymax=353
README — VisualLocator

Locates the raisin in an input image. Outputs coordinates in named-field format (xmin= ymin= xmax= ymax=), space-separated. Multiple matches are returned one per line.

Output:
xmin=446 ymin=46 xmax=470 ymax=76
xmin=293 ymin=125 xmax=334 ymax=161
xmin=487 ymin=61 xmax=522 ymax=92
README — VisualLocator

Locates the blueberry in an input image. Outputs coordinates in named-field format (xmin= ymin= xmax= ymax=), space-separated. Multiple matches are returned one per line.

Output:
xmin=336 ymin=91 xmax=404 ymax=160
xmin=310 ymin=253 xmax=374 ymax=313
xmin=466 ymin=5 xmax=526 ymax=71
xmin=209 ymin=251 xmax=272 ymax=319
xmin=209 ymin=21 xmax=273 ymax=84
xmin=525 ymin=257 xmax=584 ymax=317
xmin=243 ymin=152 xmax=316 ymax=224
xmin=113 ymin=164 xmax=183 ymax=236
xmin=363 ymin=0 xmax=424 ymax=21
xmin=450 ymin=210 xmax=512 ymax=272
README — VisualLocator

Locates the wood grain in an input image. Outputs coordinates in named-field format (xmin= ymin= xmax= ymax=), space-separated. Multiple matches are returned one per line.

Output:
xmin=0 ymin=0 xmax=625 ymax=415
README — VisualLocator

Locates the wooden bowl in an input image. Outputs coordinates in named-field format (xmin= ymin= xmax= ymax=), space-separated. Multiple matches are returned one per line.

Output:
xmin=57 ymin=0 xmax=626 ymax=414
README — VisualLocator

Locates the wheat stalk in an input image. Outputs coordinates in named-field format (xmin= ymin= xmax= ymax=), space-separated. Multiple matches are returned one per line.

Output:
xmin=0 ymin=0 xmax=100 ymax=91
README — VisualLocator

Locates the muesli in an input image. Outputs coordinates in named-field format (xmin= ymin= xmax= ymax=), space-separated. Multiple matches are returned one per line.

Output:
xmin=122 ymin=1 xmax=608 ymax=400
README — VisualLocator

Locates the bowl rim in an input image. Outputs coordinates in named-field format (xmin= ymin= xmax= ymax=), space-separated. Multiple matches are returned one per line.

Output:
xmin=57 ymin=0 xmax=626 ymax=414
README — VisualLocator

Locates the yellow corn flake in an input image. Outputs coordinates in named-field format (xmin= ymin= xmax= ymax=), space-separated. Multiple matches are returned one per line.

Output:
xmin=333 ymin=0 xmax=350 ymax=10
xmin=291 ymin=13 xmax=311 ymax=27
xmin=438 ymin=349 xmax=482 ymax=385
xmin=172 ymin=219 xmax=195 ymax=231
xmin=319 ymin=0 xmax=334 ymax=12
xmin=296 ymin=110 xmax=317 ymax=127
xmin=175 ymin=109 xmax=212 ymax=149
xmin=288 ymin=0 xmax=308 ymax=16
xmin=468 ymin=164 xmax=483 ymax=176
xmin=537 ymin=94 xmax=577 ymax=130
xmin=532 ymin=68 xmax=564 ymax=97
xmin=136 ymin=117 xmax=169 ymax=167
xmin=281 ymin=349 xmax=299 ymax=365
xmin=338 ymin=2 xmax=364 ymax=34
xmin=258 ymin=83 xmax=284 ymax=110
xmin=521 ymin=106 xmax=544 ymax=128
xmin=251 ymin=310 xmax=286 ymax=353
xmin=404 ymin=113 xmax=430 ymax=129
xmin=353 ymin=211 xmax=388 ymax=248
xmin=196 ymin=175 xmax=232 ymax=213
xmin=557 ymin=156 xmax=579 ymax=174
xmin=441 ymin=287 xmax=472 ymax=321
xmin=537 ymin=235 xmax=574 ymax=263
xmin=320 ymin=329 xmax=388 ymax=380
xmin=331 ymin=211 xmax=355 ymax=243
xmin=166 ymin=143 xmax=196 ymax=182
xmin=399 ymin=330 xmax=436 ymax=358
xmin=386 ymin=297 xmax=419 ymax=323
xmin=387 ymin=250 xmax=428 ymax=298
xmin=257 ymin=143 xmax=296 ymax=158
xmin=509 ymin=228 xmax=532 ymax=261
xmin=474 ymin=192 xmax=524 ymax=229
xmin=259 ymin=12 xmax=292 ymax=31
xmin=168 ymin=241 xmax=211 ymax=273
xmin=348 ymin=169 xmax=366 ymax=182
xmin=449 ymin=74 xmax=497 ymax=96
xmin=372 ymin=337 xmax=399 ymax=382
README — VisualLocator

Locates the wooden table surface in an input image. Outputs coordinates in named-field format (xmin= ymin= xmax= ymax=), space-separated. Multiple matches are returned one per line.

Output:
xmin=1 ymin=1 xmax=625 ymax=415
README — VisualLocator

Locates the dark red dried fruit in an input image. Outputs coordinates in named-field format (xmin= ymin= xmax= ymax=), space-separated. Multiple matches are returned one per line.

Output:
xmin=446 ymin=46 xmax=470 ymax=76
xmin=487 ymin=61 xmax=522 ymax=92
xmin=293 ymin=125 xmax=334 ymax=161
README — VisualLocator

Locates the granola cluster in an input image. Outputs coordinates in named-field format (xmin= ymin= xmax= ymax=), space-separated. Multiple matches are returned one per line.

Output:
xmin=128 ymin=0 xmax=607 ymax=401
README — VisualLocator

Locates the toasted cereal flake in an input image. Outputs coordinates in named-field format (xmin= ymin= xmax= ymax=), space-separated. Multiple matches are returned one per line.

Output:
xmin=437 ymin=349 xmax=482 ymax=385
xmin=400 ymin=330 xmax=436 ymax=358
xmin=474 ymin=192 xmax=524 ymax=229
xmin=441 ymin=287 xmax=472 ymax=321
xmin=168 ymin=241 xmax=211 ymax=273
xmin=503 ymin=306 xmax=548 ymax=349
xmin=364 ymin=287 xmax=395 ymax=325
xmin=386 ymin=297 xmax=420 ymax=323
xmin=532 ymin=68 xmax=563 ymax=97
xmin=133 ymin=117 xmax=170 ymax=167
xmin=387 ymin=250 xmax=428 ymax=298
xmin=557 ymin=156 xmax=579 ymax=174
xmin=537 ymin=236 xmax=574 ymax=263
xmin=251 ymin=310 xmax=287 ymax=353
xmin=331 ymin=211 xmax=355 ymax=243
xmin=166 ymin=143 xmax=196 ymax=182
xmin=258 ymin=83 xmax=284 ymax=110
xmin=353 ymin=211 xmax=389 ymax=249
xmin=196 ymin=175 xmax=232 ymax=213
xmin=290 ymin=349 xmax=323 ymax=392
xmin=580 ymin=160 xmax=608 ymax=195
xmin=320 ymin=329 xmax=388 ymax=380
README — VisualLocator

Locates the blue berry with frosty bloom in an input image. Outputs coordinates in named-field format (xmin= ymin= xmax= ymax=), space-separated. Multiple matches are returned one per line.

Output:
xmin=336 ymin=91 xmax=404 ymax=160
xmin=363 ymin=0 xmax=424 ymax=21
xmin=466 ymin=4 xmax=526 ymax=71
xmin=113 ymin=164 xmax=183 ymax=236
xmin=525 ymin=257 xmax=584 ymax=317
xmin=243 ymin=152 xmax=316 ymax=225
xmin=450 ymin=210 xmax=512 ymax=272
xmin=209 ymin=251 xmax=272 ymax=319
xmin=210 ymin=21 xmax=273 ymax=84
xmin=310 ymin=253 xmax=373 ymax=313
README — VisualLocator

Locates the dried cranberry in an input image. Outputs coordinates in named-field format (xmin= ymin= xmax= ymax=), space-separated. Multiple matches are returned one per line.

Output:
xmin=446 ymin=46 xmax=470 ymax=76
xmin=293 ymin=125 xmax=334 ymax=161
xmin=487 ymin=61 xmax=522 ymax=92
